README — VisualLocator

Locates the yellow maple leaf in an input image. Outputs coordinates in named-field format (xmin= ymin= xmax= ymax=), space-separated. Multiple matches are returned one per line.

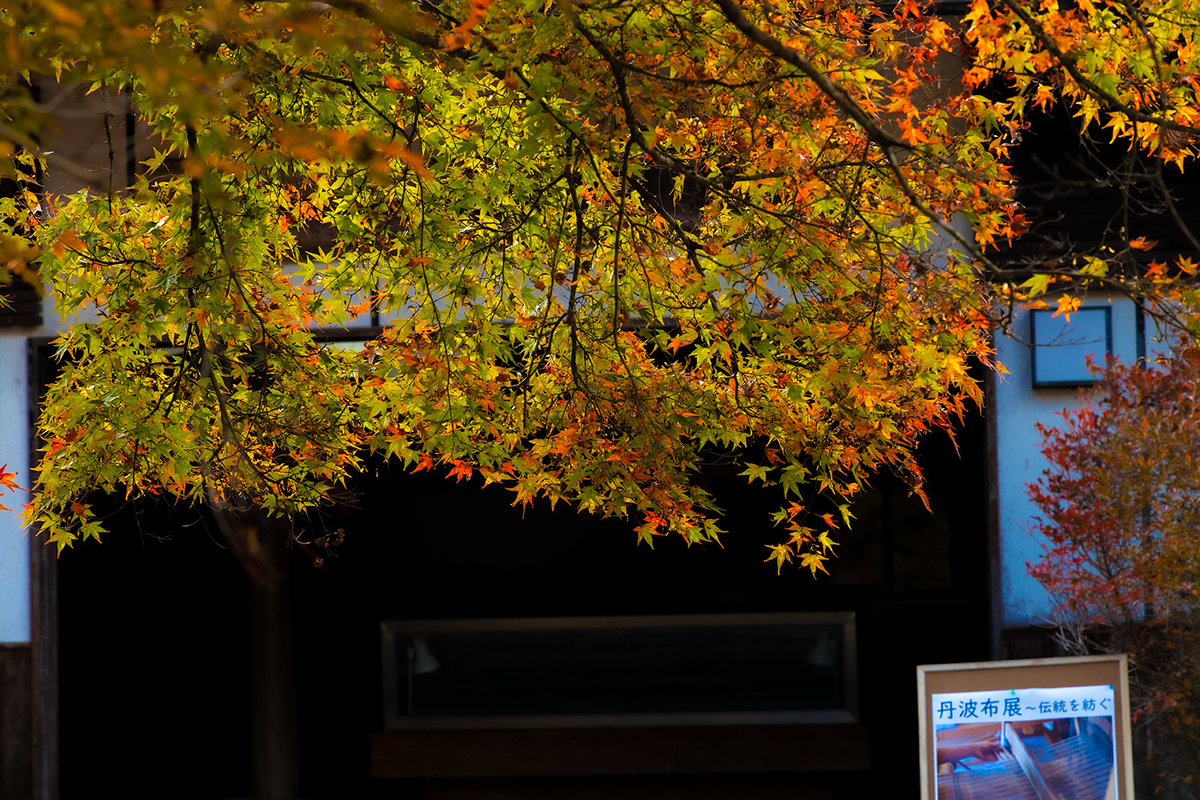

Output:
xmin=799 ymin=551 xmax=829 ymax=577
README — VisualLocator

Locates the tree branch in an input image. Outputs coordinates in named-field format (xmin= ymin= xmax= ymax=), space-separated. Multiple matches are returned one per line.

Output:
xmin=998 ymin=0 xmax=1200 ymax=137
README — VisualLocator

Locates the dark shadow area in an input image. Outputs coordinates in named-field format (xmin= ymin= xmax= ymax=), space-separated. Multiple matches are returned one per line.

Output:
xmin=42 ymin=340 xmax=990 ymax=799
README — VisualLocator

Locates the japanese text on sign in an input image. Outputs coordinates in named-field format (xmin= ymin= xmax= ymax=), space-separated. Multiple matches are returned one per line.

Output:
xmin=932 ymin=684 xmax=1114 ymax=724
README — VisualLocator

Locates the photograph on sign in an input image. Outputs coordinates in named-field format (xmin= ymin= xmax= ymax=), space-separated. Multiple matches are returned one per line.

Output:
xmin=933 ymin=684 xmax=1116 ymax=799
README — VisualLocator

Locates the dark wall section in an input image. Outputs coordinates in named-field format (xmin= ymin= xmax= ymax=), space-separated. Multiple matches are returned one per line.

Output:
xmin=56 ymin=513 xmax=254 ymax=798
xmin=0 ymin=644 xmax=33 ymax=800
xmin=51 ymin=375 xmax=990 ymax=799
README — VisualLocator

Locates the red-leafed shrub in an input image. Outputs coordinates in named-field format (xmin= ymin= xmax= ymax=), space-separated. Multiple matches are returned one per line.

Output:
xmin=1029 ymin=352 xmax=1200 ymax=793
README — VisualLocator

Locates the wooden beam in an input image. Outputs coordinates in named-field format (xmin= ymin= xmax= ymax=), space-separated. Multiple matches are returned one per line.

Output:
xmin=28 ymin=339 xmax=58 ymax=800
xmin=0 ymin=644 xmax=33 ymax=800
xmin=373 ymin=723 xmax=870 ymax=778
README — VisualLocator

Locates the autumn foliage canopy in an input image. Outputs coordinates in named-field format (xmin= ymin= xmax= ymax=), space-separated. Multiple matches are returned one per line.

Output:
xmin=2 ymin=0 xmax=1200 ymax=569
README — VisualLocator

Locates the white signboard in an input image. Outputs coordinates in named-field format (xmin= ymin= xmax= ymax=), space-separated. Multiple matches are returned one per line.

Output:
xmin=918 ymin=656 xmax=1132 ymax=800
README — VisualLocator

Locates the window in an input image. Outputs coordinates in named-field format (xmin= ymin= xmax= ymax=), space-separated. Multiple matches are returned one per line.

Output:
xmin=381 ymin=612 xmax=858 ymax=728
xmin=1030 ymin=307 xmax=1110 ymax=388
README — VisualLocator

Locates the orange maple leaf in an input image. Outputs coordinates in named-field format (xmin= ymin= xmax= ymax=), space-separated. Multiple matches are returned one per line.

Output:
xmin=448 ymin=461 xmax=473 ymax=482
xmin=0 ymin=465 xmax=22 ymax=512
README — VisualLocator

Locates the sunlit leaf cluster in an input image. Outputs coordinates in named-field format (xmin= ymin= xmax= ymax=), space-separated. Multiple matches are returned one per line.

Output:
xmin=0 ymin=0 xmax=1197 ymax=569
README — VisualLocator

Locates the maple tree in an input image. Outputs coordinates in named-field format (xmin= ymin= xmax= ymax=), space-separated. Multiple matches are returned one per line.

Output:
xmin=1028 ymin=354 xmax=1200 ymax=790
xmin=1 ymin=0 xmax=1200 ymax=570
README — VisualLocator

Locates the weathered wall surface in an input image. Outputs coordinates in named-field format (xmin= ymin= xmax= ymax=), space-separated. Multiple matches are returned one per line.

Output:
xmin=992 ymin=294 xmax=1140 ymax=626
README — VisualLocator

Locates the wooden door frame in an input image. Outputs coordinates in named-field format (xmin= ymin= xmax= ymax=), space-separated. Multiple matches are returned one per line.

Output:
xmin=28 ymin=337 xmax=58 ymax=800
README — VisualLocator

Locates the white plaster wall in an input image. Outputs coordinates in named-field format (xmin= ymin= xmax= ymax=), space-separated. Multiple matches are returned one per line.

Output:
xmin=993 ymin=294 xmax=1140 ymax=627
xmin=0 ymin=334 xmax=31 ymax=642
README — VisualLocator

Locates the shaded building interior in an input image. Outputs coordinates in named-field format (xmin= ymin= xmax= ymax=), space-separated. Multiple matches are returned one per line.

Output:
xmin=1004 ymin=102 xmax=1200 ymax=272
xmin=39 ymin=340 xmax=993 ymax=799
